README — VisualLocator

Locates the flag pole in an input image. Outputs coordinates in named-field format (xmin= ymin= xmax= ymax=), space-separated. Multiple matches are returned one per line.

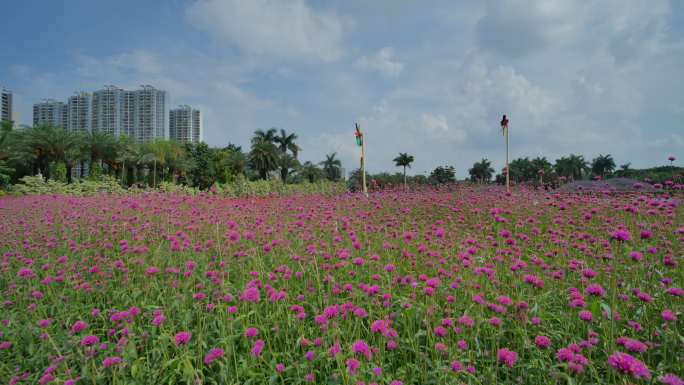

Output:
xmin=501 ymin=114 xmax=509 ymax=193
xmin=361 ymin=128 xmax=368 ymax=197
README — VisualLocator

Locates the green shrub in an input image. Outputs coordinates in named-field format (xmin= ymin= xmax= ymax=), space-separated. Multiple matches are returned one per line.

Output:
xmin=10 ymin=173 xmax=346 ymax=197
xmin=52 ymin=162 xmax=68 ymax=183
xmin=215 ymin=176 xmax=346 ymax=197
xmin=13 ymin=175 xmax=126 ymax=196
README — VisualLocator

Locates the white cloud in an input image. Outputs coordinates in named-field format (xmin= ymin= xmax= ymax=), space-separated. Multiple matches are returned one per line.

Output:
xmin=354 ymin=47 xmax=403 ymax=77
xmin=186 ymin=0 xmax=344 ymax=62
xmin=420 ymin=113 xmax=466 ymax=143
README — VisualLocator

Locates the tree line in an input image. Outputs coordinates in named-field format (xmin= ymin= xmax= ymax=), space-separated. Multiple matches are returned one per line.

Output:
xmin=0 ymin=122 xmax=345 ymax=189
xmin=1 ymin=120 xmax=678 ymax=191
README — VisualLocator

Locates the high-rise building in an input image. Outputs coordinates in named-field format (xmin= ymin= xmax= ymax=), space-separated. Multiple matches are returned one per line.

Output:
xmin=92 ymin=85 xmax=124 ymax=136
xmin=33 ymin=99 xmax=68 ymax=127
xmin=169 ymin=105 xmax=201 ymax=144
xmin=134 ymin=85 xmax=166 ymax=142
xmin=90 ymin=85 xmax=166 ymax=142
xmin=67 ymin=92 xmax=92 ymax=132
xmin=1 ymin=87 xmax=12 ymax=124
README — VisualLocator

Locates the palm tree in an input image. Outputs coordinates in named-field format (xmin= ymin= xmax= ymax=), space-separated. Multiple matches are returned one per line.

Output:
xmin=0 ymin=120 xmax=15 ymax=187
xmin=0 ymin=120 xmax=12 ymax=151
xmin=555 ymin=154 xmax=588 ymax=181
xmin=251 ymin=128 xmax=278 ymax=145
xmin=298 ymin=161 xmax=323 ymax=183
xmin=320 ymin=153 xmax=342 ymax=181
xmin=531 ymin=156 xmax=553 ymax=184
xmin=249 ymin=139 xmax=279 ymax=180
xmin=115 ymin=136 xmax=139 ymax=186
xmin=83 ymin=131 xmax=119 ymax=177
xmin=591 ymin=154 xmax=616 ymax=179
xmin=212 ymin=144 xmax=247 ymax=183
xmin=15 ymin=125 xmax=83 ymax=180
xmin=273 ymin=129 xmax=300 ymax=183
xmin=468 ymin=158 xmax=494 ymax=183
xmin=568 ymin=154 xmax=589 ymax=180
xmin=393 ymin=152 xmax=414 ymax=189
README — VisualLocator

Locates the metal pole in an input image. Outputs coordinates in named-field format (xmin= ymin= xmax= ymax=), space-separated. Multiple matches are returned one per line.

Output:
xmin=505 ymin=126 xmax=510 ymax=192
xmin=361 ymin=134 xmax=368 ymax=197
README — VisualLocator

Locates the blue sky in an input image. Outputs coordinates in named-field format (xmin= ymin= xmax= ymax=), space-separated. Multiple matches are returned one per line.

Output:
xmin=2 ymin=0 xmax=683 ymax=176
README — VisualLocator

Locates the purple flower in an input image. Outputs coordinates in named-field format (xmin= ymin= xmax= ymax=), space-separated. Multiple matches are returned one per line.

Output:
xmin=38 ymin=319 xmax=52 ymax=328
xmin=174 ymin=331 xmax=192 ymax=346
xmin=450 ymin=360 xmax=464 ymax=372
xmin=662 ymin=309 xmax=677 ymax=322
xmin=240 ymin=287 xmax=261 ymax=303
xmin=80 ymin=335 xmax=99 ymax=347
xmin=608 ymin=352 xmax=651 ymax=379
xmin=244 ymin=327 xmax=259 ymax=338
xmin=579 ymin=310 xmax=593 ymax=322
xmin=535 ymin=335 xmax=551 ymax=349
xmin=204 ymin=347 xmax=225 ymax=365
xmin=585 ymin=284 xmax=607 ymax=297
xmin=102 ymin=356 xmax=122 ymax=368
xmin=497 ymin=348 xmax=518 ymax=368
xmin=352 ymin=339 xmax=373 ymax=360
xmin=251 ymin=339 xmax=265 ymax=357
xmin=346 ymin=358 xmax=361 ymax=375
xmin=611 ymin=229 xmax=632 ymax=242
xmin=660 ymin=373 xmax=684 ymax=385
xmin=70 ymin=320 xmax=88 ymax=334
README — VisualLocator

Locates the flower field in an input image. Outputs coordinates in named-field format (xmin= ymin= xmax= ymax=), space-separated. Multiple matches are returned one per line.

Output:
xmin=1 ymin=188 xmax=682 ymax=385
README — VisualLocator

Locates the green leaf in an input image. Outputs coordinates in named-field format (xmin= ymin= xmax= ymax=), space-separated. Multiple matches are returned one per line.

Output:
xmin=600 ymin=302 xmax=612 ymax=320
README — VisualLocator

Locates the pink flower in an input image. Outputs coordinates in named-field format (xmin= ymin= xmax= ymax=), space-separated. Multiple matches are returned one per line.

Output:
xmin=38 ymin=373 xmax=55 ymax=384
xmin=352 ymin=340 xmax=373 ymax=360
xmin=579 ymin=310 xmax=593 ymax=322
xmin=458 ymin=315 xmax=474 ymax=328
xmin=204 ymin=348 xmax=224 ymax=365
xmin=660 ymin=373 xmax=683 ymax=385
xmin=71 ymin=321 xmax=88 ymax=334
xmin=662 ymin=309 xmax=677 ymax=322
xmin=275 ymin=363 xmax=286 ymax=373
xmin=17 ymin=268 xmax=35 ymax=279
xmin=434 ymin=325 xmax=448 ymax=337
xmin=608 ymin=352 xmax=651 ymax=379
xmin=611 ymin=229 xmax=632 ymax=242
xmin=497 ymin=348 xmax=518 ymax=368
xmin=240 ymin=286 xmax=261 ymax=302
xmin=450 ymin=360 xmax=464 ymax=372
xmin=244 ymin=327 xmax=259 ymax=338
xmin=371 ymin=319 xmax=389 ymax=334
xmin=535 ymin=335 xmax=551 ymax=349
xmin=38 ymin=319 xmax=52 ymax=328
xmin=329 ymin=342 xmax=341 ymax=357
xmin=585 ymin=284 xmax=606 ymax=297
xmin=251 ymin=339 xmax=265 ymax=357
xmin=617 ymin=337 xmax=647 ymax=353
xmin=102 ymin=356 xmax=122 ymax=368
xmin=152 ymin=314 xmax=166 ymax=326
xmin=175 ymin=331 xmax=192 ymax=346
xmin=346 ymin=358 xmax=361 ymax=375
xmin=80 ymin=335 xmax=99 ymax=347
